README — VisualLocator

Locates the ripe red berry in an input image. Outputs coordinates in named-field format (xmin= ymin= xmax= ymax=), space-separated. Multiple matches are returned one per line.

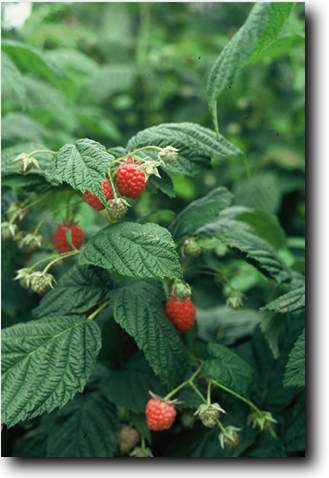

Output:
xmin=102 ymin=178 xmax=114 ymax=200
xmin=83 ymin=191 xmax=105 ymax=211
xmin=165 ymin=296 xmax=196 ymax=332
xmin=116 ymin=158 xmax=146 ymax=198
xmin=146 ymin=398 xmax=176 ymax=432
xmin=53 ymin=223 xmax=84 ymax=253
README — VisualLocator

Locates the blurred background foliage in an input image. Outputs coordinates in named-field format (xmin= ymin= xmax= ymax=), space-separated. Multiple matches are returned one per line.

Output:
xmin=1 ymin=2 xmax=305 ymax=458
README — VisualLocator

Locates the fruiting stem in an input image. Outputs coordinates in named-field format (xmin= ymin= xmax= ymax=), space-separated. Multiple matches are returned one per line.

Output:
xmin=42 ymin=250 xmax=80 ymax=273
xmin=207 ymin=381 xmax=212 ymax=404
xmin=28 ymin=149 xmax=56 ymax=157
xmin=164 ymin=364 xmax=203 ymax=401
xmin=9 ymin=193 xmax=51 ymax=224
xmin=188 ymin=382 xmax=207 ymax=404
xmin=87 ymin=301 xmax=109 ymax=321
xmin=107 ymin=167 xmax=118 ymax=200
xmin=216 ymin=418 xmax=226 ymax=434
xmin=210 ymin=379 xmax=262 ymax=415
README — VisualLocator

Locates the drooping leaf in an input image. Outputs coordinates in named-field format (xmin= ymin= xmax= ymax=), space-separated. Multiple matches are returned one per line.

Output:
xmin=104 ymin=353 xmax=166 ymax=413
xmin=45 ymin=138 xmax=114 ymax=200
xmin=80 ymin=222 xmax=182 ymax=280
xmin=1 ymin=53 xmax=27 ymax=108
xmin=196 ymin=218 xmax=292 ymax=284
xmin=170 ymin=187 xmax=233 ymax=240
xmin=1 ymin=315 xmax=101 ymax=427
xmin=34 ymin=265 xmax=112 ymax=318
xmin=127 ymin=123 xmax=241 ymax=175
xmin=207 ymin=2 xmax=293 ymax=130
xmin=283 ymin=329 xmax=305 ymax=387
xmin=46 ymin=388 xmax=118 ymax=458
xmin=234 ymin=173 xmax=281 ymax=214
xmin=262 ymin=285 xmax=305 ymax=314
xmin=112 ymin=280 xmax=189 ymax=386
xmin=204 ymin=342 xmax=254 ymax=395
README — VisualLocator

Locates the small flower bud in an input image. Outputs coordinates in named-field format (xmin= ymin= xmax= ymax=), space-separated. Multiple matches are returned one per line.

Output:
xmin=226 ymin=290 xmax=244 ymax=310
xmin=118 ymin=425 xmax=140 ymax=454
xmin=194 ymin=403 xmax=226 ymax=428
xmin=182 ymin=237 xmax=202 ymax=257
xmin=18 ymin=233 xmax=43 ymax=252
xmin=14 ymin=153 xmax=40 ymax=174
xmin=7 ymin=203 xmax=27 ymax=223
xmin=130 ymin=446 xmax=154 ymax=458
xmin=158 ymin=146 xmax=179 ymax=164
xmin=247 ymin=411 xmax=277 ymax=437
xmin=1 ymin=222 xmax=18 ymax=240
xmin=30 ymin=271 xmax=55 ymax=294
xmin=15 ymin=268 xmax=33 ymax=289
xmin=218 ymin=426 xmax=241 ymax=449
xmin=171 ymin=279 xmax=192 ymax=299
xmin=106 ymin=198 xmax=128 ymax=222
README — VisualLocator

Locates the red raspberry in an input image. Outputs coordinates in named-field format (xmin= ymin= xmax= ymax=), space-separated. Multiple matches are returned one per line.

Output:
xmin=146 ymin=398 xmax=177 ymax=432
xmin=165 ymin=296 xmax=196 ymax=332
xmin=116 ymin=158 xmax=146 ymax=198
xmin=83 ymin=191 xmax=104 ymax=211
xmin=53 ymin=223 xmax=84 ymax=253
xmin=102 ymin=178 xmax=114 ymax=200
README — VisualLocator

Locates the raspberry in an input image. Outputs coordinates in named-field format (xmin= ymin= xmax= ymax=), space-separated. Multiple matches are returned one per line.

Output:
xmin=116 ymin=158 xmax=146 ymax=198
xmin=106 ymin=198 xmax=128 ymax=222
xmin=146 ymin=398 xmax=176 ymax=432
xmin=118 ymin=425 xmax=140 ymax=454
xmin=53 ymin=223 xmax=84 ymax=253
xmin=83 ymin=191 xmax=104 ymax=211
xmin=102 ymin=178 xmax=114 ymax=200
xmin=165 ymin=296 xmax=196 ymax=332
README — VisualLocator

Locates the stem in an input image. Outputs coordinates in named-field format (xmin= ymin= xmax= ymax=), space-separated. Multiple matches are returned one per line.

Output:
xmin=42 ymin=250 xmax=79 ymax=273
xmin=87 ymin=301 xmax=109 ymax=321
xmin=28 ymin=149 xmax=56 ymax=157
xmin=211 ymin=379 xmax=262 ymax=415
xmin=216 ymin=419 xmax=226 ymax=434
xmin=33 ymin=219 xmax=44 ymax=235
xmin=189 ymin=382 xmax=207 ymax=403
xmin=164 ymin=364 xmax=203 ymax=401
xmin=107 ymin=168 xmax=118 ymax=200
xmin=207 ymin=381 xmax=212 ymax=404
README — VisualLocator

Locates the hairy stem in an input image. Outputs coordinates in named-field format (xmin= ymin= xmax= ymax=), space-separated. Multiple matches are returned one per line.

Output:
xmin=210 ymin=379 xmax=262 ymax=415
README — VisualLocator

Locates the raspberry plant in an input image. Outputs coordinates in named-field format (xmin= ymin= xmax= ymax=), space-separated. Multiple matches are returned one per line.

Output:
xmin=1 ymin=3 xmax=305 ymax=458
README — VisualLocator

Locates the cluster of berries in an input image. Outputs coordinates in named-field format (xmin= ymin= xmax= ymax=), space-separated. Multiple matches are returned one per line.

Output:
xmin=83 ymin=156 xmax=146 ymax=222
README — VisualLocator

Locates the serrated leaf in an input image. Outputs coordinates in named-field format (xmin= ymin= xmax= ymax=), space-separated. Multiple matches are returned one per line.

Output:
xmin=34 ymin=265 xmax=112 ymax=318
xmin=262 ymin=285 xmax=305 ymax=314
xmin=204 ymin=342 xmax=254 ymax=395
xmin=197 ymin=218 xmax=292 ymax=284
xmin=170 ymin=187 xmax=233 ymax=240
xmin=128 ymin=123 xmax=241 ymax=175
xmin=234 ymin=173 xmax=281 ymax=214
xmin=1 ymin=315 xmax=101 ymax=427
xmin=197 ymin=306 xmax=261 ymax=345
xmin=45 ymin=138 xmax=114 ymax=200
xmin=46 ymin=388 xmax=118 ymax=458
xmin=283 ymin=329 xmax=305 ymax=387
xmin=104 ymin=353 xmax=166 ymax=413
xmin=112 ymin=280 xmax=189 ymax=386
xmin=80 ymin=222 xmax=182 ymax=280
xmin=207 ymin=2 xmax=293 ymax=130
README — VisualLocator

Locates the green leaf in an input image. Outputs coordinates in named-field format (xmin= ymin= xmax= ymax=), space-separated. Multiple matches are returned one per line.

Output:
xmin=204 ymin=342 xmax=254 ymax=395
xmin=170 ymin=187 xmax=233 ymax=240
xmin=1 ymin=53 xmax=27 ymax=108
xmin=262 ymin=285 xmax=305 ymax=314
xmin=34 ymin=265 xmax=112 ymax=318
xmin=2 ymin=113 xmax=48 ymax=143
xmin=127 ymin=123 xmax=241 ymax=174
xmin=84 ymin=64 xmax=137 ymax=103
xmin=207 ymin=2 xmax=293 ymax=130
xmin=234 ymin=173 xmax=281 ymax=214
xmin=2 ymin=40 xmax=68 ymax=89
xmin=80 ymin=222 xmax=182 ymax=280
xmin=2 ymin=315 xmax=101 ymax=427
xmin=197 ymin=306 xmax=261 ymax=345
xmin=246 ymin=434 xmax=287 ymax=458
xmin=45 ymin=138 xmax=114 ymax=200
xmin=104 ymin=354 xmax=166 ymax=413
xmin=46 ymin=388 xmax=118 ymax=458
xmin=283 ymin=329 xmax=305 ymax=387
xmin=248 ymin=34 xmax=305 ymax=64
xmin=284 ymin=393 xmax=305 ymax=452
xmin=112 ymin=280 xmax=189 ymax=386
xmin=196 ymin=218 xmax=292 ymax=284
